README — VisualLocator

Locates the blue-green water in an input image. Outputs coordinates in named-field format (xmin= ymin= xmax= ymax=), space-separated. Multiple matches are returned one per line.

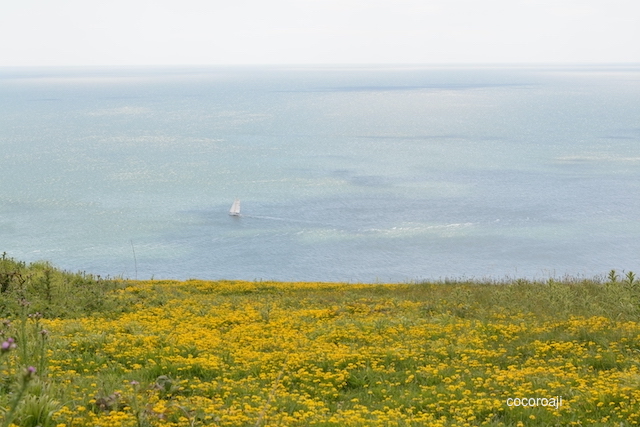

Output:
xmin=1 ymin=65 xmax=639 ymax=281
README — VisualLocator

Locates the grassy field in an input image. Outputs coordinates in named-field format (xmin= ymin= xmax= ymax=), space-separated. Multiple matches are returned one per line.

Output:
xmin=2 ymin=254 xmax=640 ymax=426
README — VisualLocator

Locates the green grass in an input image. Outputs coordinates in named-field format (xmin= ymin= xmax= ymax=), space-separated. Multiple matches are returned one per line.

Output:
xmin=2 ymin=254 xmax=640 ymax=426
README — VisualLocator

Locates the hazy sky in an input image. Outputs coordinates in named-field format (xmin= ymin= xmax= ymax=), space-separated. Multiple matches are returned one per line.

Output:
xmin=1 ymin=0 xmax=638 ymax=66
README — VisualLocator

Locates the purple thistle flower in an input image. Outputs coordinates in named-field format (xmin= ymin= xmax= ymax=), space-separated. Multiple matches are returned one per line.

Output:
xmin=1 ymin=337 xmax=16 ymax=353
xmin=23 ymin=366 xmax=36 ymax=380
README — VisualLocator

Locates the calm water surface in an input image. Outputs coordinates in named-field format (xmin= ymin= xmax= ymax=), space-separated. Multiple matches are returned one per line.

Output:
xmin=1 ymin=66 xmax=639 ymax=282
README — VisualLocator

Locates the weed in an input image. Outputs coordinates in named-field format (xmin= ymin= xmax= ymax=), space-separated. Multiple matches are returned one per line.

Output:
xmin=4 ymin=256 xmax=640 ymax=425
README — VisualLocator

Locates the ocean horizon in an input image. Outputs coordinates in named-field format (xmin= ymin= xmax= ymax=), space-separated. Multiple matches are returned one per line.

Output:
xmin=1 ymin=65 xmax=639 ymax=282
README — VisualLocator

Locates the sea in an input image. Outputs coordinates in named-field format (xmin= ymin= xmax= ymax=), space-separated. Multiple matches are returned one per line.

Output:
xmin=1 ymin=65 xmax=639 ymax=283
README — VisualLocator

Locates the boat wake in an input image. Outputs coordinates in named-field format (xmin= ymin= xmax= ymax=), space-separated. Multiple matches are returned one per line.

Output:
xmin=241 ymin=214 xmax=330 ymax=226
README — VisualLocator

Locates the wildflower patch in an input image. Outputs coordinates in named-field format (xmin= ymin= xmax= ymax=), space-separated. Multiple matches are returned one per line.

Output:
xmin=2 ymin=270 xmax=640 ymax=426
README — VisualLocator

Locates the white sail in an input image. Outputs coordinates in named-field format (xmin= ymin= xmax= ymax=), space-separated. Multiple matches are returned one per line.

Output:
xmin=229 ymin=199 xmax=241 ymax=216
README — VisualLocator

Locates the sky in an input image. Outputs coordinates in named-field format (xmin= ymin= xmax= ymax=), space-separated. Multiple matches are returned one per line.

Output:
xmin=1 ymin=0 xmax=639 ymax=67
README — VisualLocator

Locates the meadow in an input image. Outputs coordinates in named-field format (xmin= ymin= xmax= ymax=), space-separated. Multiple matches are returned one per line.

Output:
xmin=2 ymin=253 xmax=640 ymax=426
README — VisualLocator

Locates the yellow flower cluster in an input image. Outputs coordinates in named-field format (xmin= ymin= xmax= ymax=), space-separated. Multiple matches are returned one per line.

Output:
xmin=28 ymin=280 xmax=640 ymax=426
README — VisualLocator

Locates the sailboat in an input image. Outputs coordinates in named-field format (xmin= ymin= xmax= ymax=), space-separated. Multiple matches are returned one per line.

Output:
xmin=229 ymin=199 xmax=241 ymax=216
